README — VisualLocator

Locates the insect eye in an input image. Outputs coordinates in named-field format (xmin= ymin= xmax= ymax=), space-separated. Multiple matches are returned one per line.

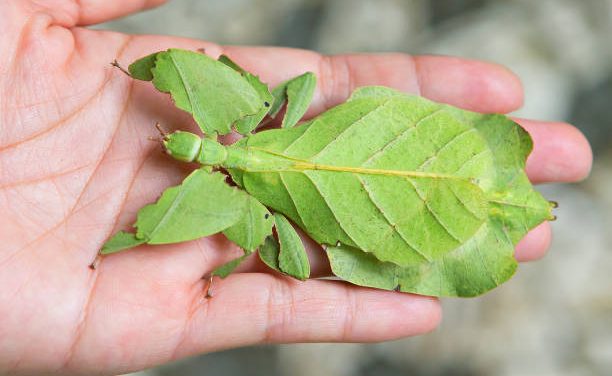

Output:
xmin=163 ymin=131 xmax=201 ymax=162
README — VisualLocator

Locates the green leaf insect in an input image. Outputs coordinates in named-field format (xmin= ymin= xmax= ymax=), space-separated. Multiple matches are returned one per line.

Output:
xmin=100 ymin=48 xmax=556 ymax=297
xmin=269 ymin=71 xmax=316 ymax=129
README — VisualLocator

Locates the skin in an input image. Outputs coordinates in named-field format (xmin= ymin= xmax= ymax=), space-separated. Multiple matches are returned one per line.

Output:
xmin=0 ymin=1 xmax=592 ymax=375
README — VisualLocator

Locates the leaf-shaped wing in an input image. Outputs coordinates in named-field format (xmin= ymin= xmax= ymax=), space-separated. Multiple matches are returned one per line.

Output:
xmin=100 ymin=231 xmax=145 ymax=255
xmin=218 ymin=55 xmax=274 ymax=134
xmin=129 ymin=49 xmax=264 ymax=135
xmin=212 ymin=253 xmax=251 ymax=278
xmin=256 ymin=221 xmax=311 ymax=281
xmin=274 ymin=213 xmax=310 ymax=280
xmin=222 ymin=195 xmax=274 ymax=252
xmin=270 ymin=72 xmax=316 ymax=128
xmin=258 ymin=235 xmax=282 ymax=273
xmin=237 ymin=91 xmax=493 ymax=267
xmin=128 ymin=52 xmax=158 ymax=80
xmin=136 ymin=169 xmax=248 ymax=244
xmin=239 ymin=87 xmax=552 ymax=297
xmin=326 ymin=219 xmax=517 ymax=297
xmin=463 ymin=111 xmax=554 ymax=243
xmin=346 ymin=86 xmax=553 ymax=242
xmin=325 ymin=111 xmax=553 ymax=297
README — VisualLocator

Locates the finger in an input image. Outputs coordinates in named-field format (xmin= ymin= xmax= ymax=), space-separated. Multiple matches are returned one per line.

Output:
xmin=20 ymin=0 xmax=167 ymax=27
xmin=121 ymin=38 xmax=523 ymax=114
xmin=518 ymin=119 xmax=593 ymax=183
xmin=75 ymin=0 xmax=167 ymax=26
xmin=514 ymin=222 xmax=552 ymax=262
xmin=220 ymin=47 xmax=524 ymax=114
xmin=234 ymin=228 xmax=332 ymax=278
xmin=241 ymin=219 xmax=553 ymax=279
xmin=413 ymin=55 xmax=524 ymax=114
xmin=172 ymin=274 xmax=440 ymax=359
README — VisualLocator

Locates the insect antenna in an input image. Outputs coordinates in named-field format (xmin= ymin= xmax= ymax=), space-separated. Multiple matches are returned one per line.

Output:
xmin=89 ymin=254 xmax=102 ymax=270
xmin=154 ymin=122 xmax=170 ymax=139
xmin=148 ymin=123 xmax=170 ymax=152
xmin=110 ymin=59 xmax=132 ymax=77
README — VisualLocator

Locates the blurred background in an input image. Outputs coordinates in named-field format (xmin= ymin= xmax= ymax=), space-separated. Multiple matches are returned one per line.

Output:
xmin=97 ymin=0 xmax=612 ymax=375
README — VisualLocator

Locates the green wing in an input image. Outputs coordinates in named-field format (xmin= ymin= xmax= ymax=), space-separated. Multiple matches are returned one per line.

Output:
xmin=129 ymin=49 xmax=264 ymax=136
xmin=239 ymin=90 xmax=493 ymax=266
xmin=218 ymin=54 xmax=274 ymax=134
xmin=222 ymin=195 xmax=274 ymax=252
xmin=100 ymin=169 xmax=250 ymax=254
xmin=234 ymin=87 xmax=553 ymax=296
xmin=327 ymin=108 xmax=552 ymax=296
xmin=270 ymin=72 xmax=317 ymax=129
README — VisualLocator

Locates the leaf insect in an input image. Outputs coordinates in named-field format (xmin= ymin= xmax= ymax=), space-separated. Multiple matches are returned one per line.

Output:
xmin=96 ymin=49 xmax=556 ymax=298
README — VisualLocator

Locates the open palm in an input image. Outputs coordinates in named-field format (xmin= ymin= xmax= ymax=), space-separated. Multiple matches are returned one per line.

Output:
xmin=0 ymin=1 xmax=592 ymax=375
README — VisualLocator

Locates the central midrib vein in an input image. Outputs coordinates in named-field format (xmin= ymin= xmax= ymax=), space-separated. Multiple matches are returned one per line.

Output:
xmin=245 ymin=146 xmax=471 ymax=181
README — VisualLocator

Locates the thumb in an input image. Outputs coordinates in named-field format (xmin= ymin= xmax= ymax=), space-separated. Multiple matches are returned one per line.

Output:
xmin=73 ymin=0 xmax=167 ymax=26
xmin=10 ymin=0 xmax=167 ymax=28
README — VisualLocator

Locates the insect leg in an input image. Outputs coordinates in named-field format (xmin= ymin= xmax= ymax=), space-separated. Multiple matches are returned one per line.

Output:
xmin=88 ymin=254 xmax=103 ymax=270
xmin=110 ymin=59 xmax=132 ymax=77
xmin=204 ymin=275 xmax=215 ymax=299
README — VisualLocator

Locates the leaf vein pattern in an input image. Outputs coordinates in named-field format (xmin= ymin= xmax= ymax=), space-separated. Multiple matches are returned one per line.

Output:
xmin=439 ymin=254 xmax=451 ymax=296
xmin=498 ymin=218 xmax=514 ymax=247
xmin=281 ymin=118 xmax=321 ymax=153
xmin=344 ymin=254 xmax=357 ymax=281
xmin=449 ymin=184 xmax=484 ymax=220
xmin=407 ymin=179 xmax=463 ymax=244
xmin=490 ymin=199 xmax=539 ymax=210
xmin=146 ymin=181 xmax=192 ymax=239
xmin=309 ymin=100 xmax=394 ymax=160
xmin=363 ymin=108 xmax=444 ymax=166
xmin=278 ymin=172 xmax=308 ymax=228
xmin=239 ymin=161 xmax=470 ymax=180
xmin=245 ymin=199 xmax=255 ymax=247
xmin=516 ymin=188 xmax=532 ymax=234
xmin=300 ymin=172 xmax=362 ymax=248
xmin=414 ymin=127 xmax=477 ymax=172
xmin=169 ymin=54 xmax=206 ymax=132
xmin=475 ymin=232 xmax=499 ymax=285
xmin=451 ymin=149 xmax=489 ymax=176
xmin=357 ymin=176 xmax=430 ymax=262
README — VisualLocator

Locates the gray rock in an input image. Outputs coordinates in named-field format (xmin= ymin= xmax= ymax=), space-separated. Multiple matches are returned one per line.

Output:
xmin=313 ymin=0 xmax=428 ymax=53
xmin=97 ymin=0 xmax=306 ymax=45
xmin=416 ymin=0 xmax=612 ymax=120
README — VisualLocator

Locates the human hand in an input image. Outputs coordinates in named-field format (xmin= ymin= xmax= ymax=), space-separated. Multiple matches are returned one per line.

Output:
xmin=0 ymin=1 xmax=592 ymax=375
